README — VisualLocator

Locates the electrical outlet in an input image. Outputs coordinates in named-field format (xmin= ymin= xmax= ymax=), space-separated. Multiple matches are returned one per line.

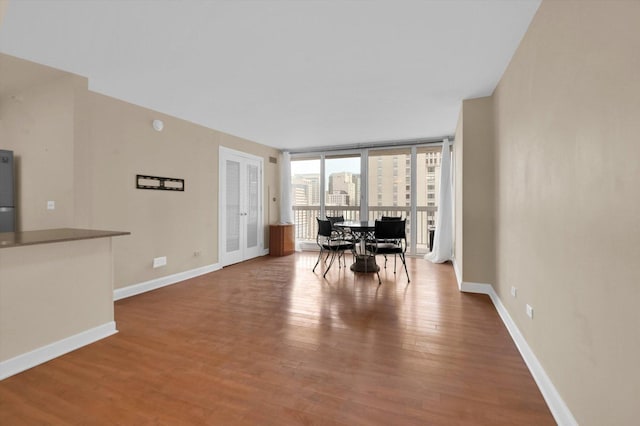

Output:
xmin=511 ymin=286 xmax=517 ymax=298
xmin=47 ymin=200 xmax=55 ymax=210
xmin=526 ymin=304 xmax=534 ymax=319
xmin=153 ymin=256 xmax=167 ymax=268
xmin=193 ymin=251 xmax=201 ymax=257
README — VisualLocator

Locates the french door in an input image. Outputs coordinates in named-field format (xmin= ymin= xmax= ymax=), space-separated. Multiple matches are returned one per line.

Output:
xmin=219 ymin=147 xmax=263 ymax=267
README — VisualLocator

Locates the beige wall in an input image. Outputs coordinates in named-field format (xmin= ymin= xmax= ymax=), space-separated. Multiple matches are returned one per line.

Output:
xmin=492 ymin=1 xmax=640 ymax=424
xmin=0 ymin=53 xmax=281 ymax=291
xmin=454 ymin=97 xmax=495 ymax=285
xmin=0 ymin=71 xmax=87 ymax=230
xmin=83 ymin=92 xmax=279 ymax=288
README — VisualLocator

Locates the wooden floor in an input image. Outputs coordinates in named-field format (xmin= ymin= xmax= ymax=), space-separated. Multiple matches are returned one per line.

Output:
xmin=0 ymin=253 xmax=554 ymax=425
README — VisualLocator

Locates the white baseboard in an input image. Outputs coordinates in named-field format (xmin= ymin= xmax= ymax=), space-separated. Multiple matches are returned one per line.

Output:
xmin=262 ymin=248 xmax=270 ymax=256
xmin=114 ymin=263 xmax=221 ymax=301
xmin=460 ymin=282 xmax=578 ymax=426
xmin=460 ymin=280 xmax=492 ymax=294
xmin=0 ymin=321 xmax=117 ymax=381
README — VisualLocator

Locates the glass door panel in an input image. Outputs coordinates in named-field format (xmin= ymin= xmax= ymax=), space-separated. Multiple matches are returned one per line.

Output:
xmin=226 ymin=159 xmax=241 ymax=253
xmin=246 ymin=162 xmax=259 ymax=249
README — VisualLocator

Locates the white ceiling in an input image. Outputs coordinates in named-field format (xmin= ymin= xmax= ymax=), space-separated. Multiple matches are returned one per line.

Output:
xmin=0 ymin=0 xmax=540 ymax=151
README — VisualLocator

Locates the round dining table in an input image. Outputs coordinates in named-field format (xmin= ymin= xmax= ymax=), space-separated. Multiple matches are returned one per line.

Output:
xmin=334 ymin=220 xmax=379 ymax=273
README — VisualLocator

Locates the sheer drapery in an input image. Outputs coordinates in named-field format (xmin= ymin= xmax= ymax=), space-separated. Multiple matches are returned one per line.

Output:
xmin=280 ymin=151 xmax=293 ymax=224
xmin=425 ymin=138 xmax=453 ymax=263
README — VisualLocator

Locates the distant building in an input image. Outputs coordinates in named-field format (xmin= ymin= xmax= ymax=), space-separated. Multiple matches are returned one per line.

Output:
xmin=327 ymin=172 xmax=359 ymax=206
xmin=291 ymin=173 xmax=320 ymax=238
xmin=291 ymin=173 xmax=320 ymax=205
xmin=326 ymin=191 xmax=349 ymax=206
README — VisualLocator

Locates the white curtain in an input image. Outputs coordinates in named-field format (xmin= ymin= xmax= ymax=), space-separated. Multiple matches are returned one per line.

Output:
xmin=425 ymin=138 xmax=453 ymax=263
xmin=279 ymin=151 xmax=293 ymax=224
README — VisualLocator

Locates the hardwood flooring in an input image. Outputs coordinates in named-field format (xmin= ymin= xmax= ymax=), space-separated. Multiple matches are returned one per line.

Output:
xmin=0 ymin=253 xmax=554 ymax=425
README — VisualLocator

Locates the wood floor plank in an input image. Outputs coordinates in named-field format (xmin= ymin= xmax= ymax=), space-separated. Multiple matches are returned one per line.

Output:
xmin=0 ymin=253 xmax=554 ymax=425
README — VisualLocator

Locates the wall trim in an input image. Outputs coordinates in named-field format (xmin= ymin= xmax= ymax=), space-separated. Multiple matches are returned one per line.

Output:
xmin=113 ymin=263 xmax=221 ymax=301
xmin=460 ymin=283 xmax=578 ymax=426
xmin=0 ymin=321 xmax=117 ymax=381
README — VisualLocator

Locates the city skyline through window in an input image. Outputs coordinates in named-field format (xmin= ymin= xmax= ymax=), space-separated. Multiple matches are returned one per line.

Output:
xmin=290 ymin=157 xmax=360 ymax=188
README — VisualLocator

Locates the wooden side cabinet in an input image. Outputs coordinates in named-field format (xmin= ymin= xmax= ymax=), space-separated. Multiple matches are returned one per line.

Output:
xmin=269 ymin=224 xmax=295 ymax=256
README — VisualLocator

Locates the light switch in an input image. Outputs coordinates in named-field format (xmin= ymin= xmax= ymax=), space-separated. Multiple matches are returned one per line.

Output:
xmin=526 ymin=304 xmax=534 ymax=319
xmin=47 ymin=201 xmax=55 ymax=210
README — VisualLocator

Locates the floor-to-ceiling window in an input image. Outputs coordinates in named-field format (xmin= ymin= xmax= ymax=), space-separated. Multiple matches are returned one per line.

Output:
xmin=290 ymin=156 xmax=321 ymax=242
xmin=325 ymin=153 xmax=360 ymax=221
xmin=290 ymin=143 xmax=444 ymax=254
xmin=367 ymin=147 xmax=413 ymax=249
xmin=416 ymin=146 xmax=441 ymax=254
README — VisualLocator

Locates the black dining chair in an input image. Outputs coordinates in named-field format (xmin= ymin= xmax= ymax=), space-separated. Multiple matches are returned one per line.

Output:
xmin=323 ymin=215 xmax=346 ymax=262
xmin=326 ymin=215 xmax=345 ymax=227
xmin=366 ymin=219 xmax=410 ymax=284
xmin=379 ymin=216 xmax=403 ymax=269
xmin=313 ymin=218 xmax=355 ymax=278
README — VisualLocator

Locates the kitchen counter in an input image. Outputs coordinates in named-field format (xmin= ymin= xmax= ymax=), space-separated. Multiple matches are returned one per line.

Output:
xmin=0 ymin=227 xmax=129 ymax=380
xmin=0 ymin=227 xmax=130 ymax=248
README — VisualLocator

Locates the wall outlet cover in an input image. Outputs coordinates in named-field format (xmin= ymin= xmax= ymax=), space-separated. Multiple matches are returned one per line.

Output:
xmin=47 ymin=201 xmax=55 ymax=210
xmin=153 ymin=256 xmax=167 ymax=268
xmin=526 ymin=304 xmax=534 ymax=319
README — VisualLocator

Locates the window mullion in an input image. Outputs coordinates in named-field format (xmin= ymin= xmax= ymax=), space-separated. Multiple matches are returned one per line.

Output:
xmin=410 ymin=146 xmax=418 ymax=255
xmin=320 ymin=154 xmax=326 ymax=218
xmin=360 ymin=149 xmax=368 ymax=221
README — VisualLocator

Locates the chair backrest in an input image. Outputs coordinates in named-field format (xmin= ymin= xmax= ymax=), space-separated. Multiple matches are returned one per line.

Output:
xmin=374 ymin=219 xmax=406 ymax=240
xmin=326 ymin=215 xmax=344 ymax=226
xmin=381 ymin=216 xmax=402 ymax=221
xmin=317 ymin=218 xmax=333 ymax=237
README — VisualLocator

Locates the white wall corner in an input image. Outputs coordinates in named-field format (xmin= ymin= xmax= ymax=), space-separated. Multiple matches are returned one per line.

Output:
xmin=0 ymin=321 xmax=117 ymax=380
xmin=113 ymin=263 xmax=221 ymax=301
xmin=460 ymin=281 xmax=578 ymax=426
xmin=452 ymin=257 xmax=463 ymax=290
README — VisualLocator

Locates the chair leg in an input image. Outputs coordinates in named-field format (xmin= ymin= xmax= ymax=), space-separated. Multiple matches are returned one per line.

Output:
xmin=394 ymin=254 xmax=397 ymax=274
xmin=375 ymin=265 xmax=382 ymax=285
xmin=400 ymin=253 xmax=410 ymax=282
xmin=323 ymin=250 xmax=338 ymax=278
xmin=312 ymin=247 xmax=323 ymax=272
xmin=384 ymin=255 xmax=387 ymax=269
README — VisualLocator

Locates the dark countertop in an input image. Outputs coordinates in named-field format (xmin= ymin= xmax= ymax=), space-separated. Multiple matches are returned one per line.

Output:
xmin=0 ymin=228 xmax=130 ymax=249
